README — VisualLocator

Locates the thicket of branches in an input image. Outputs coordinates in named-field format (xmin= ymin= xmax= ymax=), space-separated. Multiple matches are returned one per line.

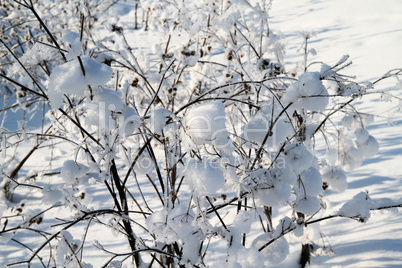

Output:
xmin=1 ymin=0 xmax=401 ymax=267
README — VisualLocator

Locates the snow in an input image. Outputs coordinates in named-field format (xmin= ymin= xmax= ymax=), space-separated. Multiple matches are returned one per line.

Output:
xmin=119 ymin=106 xmax=141 ymax=137
xmin=295 ymin=196 xmax=321 ymax=216
xmin=322 ymin=166 xmax=347 ymax=193
xmin=183 ymin=101 xmax=229 ymax=148
xmin=298 ymin=167 xmax=323 ymax=197
xmin=48 ymin=56 xmax=113 ymax=109
xmin=357 ymin=134 xmax=379 ymax=159
xmin=253 ymin=179 xmax=292 ymax=207
xmin=283 ymin=143 xmax=315 ymax=174
xmin=282 ymin=72 xmax=329 ymax=112
xmin=42 ymin=185 xmax=63 ymax=205
xmin=183 ymin=158 xmax=226 ymax=196
xmin=56 ymin=230 xmax=82 ymax=267
xmin=338 ymin=192 xmax=371 ymax=222
xmin=252 ymin=232 xmax=290 ymax=265
xmin=150 ymin=107 xmax=172 ymax=135
xmin=232 ymin=211 xmax=253 ymax=236
xmin=60 ymin=160 xmax=89 ymax=185
xmin=241 ymin=115 xmax=293 ymax=149
xmin=1 ymin=0 xmax=402 ymax=267
xmin=62 ymin=31 xmax=83 ymax=61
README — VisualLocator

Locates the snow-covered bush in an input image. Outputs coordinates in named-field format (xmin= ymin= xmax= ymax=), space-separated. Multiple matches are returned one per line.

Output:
xmin=1 ymin=0 xmax=401 ymax=267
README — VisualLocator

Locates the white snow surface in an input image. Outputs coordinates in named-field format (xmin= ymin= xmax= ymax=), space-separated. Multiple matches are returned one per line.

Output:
xmin=1 ymin=0 xmax=402 ymax=267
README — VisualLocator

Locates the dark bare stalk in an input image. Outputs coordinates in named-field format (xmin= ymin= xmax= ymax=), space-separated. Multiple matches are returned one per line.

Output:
xmin=134 ymin=1 xmax=138 ymax=29
xmin=9 ymin=143 xmax=40 ymax=179
xmin=110 ymin=159 xmax=142 ymax=266
xmin=15 ymin=0 xmax=67 ymax=61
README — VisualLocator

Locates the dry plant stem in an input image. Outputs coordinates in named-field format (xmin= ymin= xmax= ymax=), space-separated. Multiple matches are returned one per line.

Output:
xmin=7 ymin=209 xmax=141 ymax=267
xmin=59 ymin=104 xmax=141 ymax=264
xmin=58 ymin=108 xmax=103 ymax=148
xmin=176 ymin=78 xmax=267 ymax=115
xmin=143 ymin=134 xmax=165 ymax=195
xmin=313 ymin=98 xmax=354 ymax=136
xmin=0 ymin=73 xmax=46 ymax=99
xmin=9 ymin=143 xmax=40 ymax=179
xmin=1 ymin=1 xmax=401 ymax=266
xmin=372 ymin=68 xmax=402 ymax=84
xmin=14 ymin=0 xmax=67 ymax=62
xmin=0 ymin=39 xmax=48 ymax=99
xmin=143 ymin=59 xmax=176 ymax=117
xmin=122 ymin=136 xmax=153 ymax=187
xmin=206 ymin=196 xmax=228 ymax=230
xmin=110 ymin=159 xmax=141 ymax=266
xmin=258 ymin=204 xmax=402 ymax=253
xmin=10 ymin=239 xmax=47 ymax=267
xmin=134 ymin=1 xmax=138 ymax=29
xmin=251 ymin=102 xmax=293 ymax=169
xmin=146 ymin=173 xmax=164 ymax=205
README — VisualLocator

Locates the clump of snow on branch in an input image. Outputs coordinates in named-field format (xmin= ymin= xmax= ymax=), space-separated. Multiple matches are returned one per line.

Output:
xmin=339 ymin=191 xmax=371 ymax=222
xmin=183 ymin=158 xmax=225 ymax=196
xmin=0 ymin=0 xmax=400 ymax=267
xmin=48 ymin=56 xmax=112 ymax=109
xmin=183 ymin=101 xmax=229 ymax=148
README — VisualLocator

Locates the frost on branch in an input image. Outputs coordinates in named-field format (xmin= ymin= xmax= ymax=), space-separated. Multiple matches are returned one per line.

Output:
xmin=1 ymin=0 xmax=401 ymax=267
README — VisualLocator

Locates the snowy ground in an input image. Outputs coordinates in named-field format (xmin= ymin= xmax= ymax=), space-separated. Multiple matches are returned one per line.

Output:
xmin=270 ymin=0 xmax=402 ymax=267
xmin=1 ymin=0 xmax=402 ymax=267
